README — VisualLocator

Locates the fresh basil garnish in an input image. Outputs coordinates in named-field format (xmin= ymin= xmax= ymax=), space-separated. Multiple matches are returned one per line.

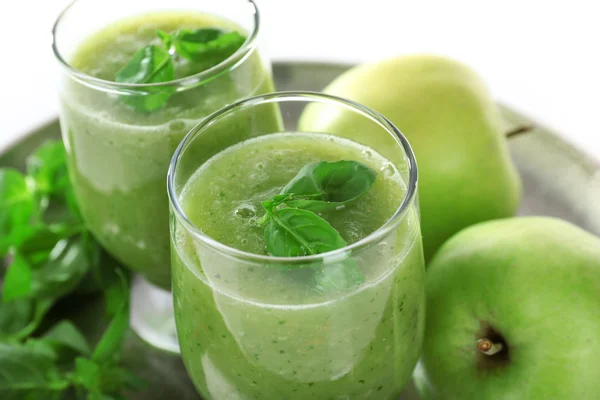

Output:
xmin=116 ymin=28 xmax=246 ymax=112
xmin=258 ymin=160 xmax=377 ymax=291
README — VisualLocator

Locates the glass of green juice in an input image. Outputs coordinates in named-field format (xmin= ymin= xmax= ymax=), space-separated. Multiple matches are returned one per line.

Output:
xmin=52 ymin=0 xmax=275 ymax=352
xmin=168 ymin=92 xmax=426 ymax=399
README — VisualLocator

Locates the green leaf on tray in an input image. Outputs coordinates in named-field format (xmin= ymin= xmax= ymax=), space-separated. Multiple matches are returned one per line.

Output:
xmin=74 ymin=357 xmax=102 ymax=392
xmin=0 ymin=139 xmax=140 ymax=398
xmin=115 ymin=45 xmax=175 ymax=112
xmin=29 ymin=235 xmax=91 ymax=300
xmin=0 ymin=169 xmax=37 ymax=254
xmin=18 ymin=223 xmax=83 ymax=257
xmin=12 ymin=298 xmax=55 ymax=340
xmin=0 ymin=298 xmax=33 ymax=339
xmin=265 ymin=207 xmax=348 ymax=257
xmin=75 ymin=237 xmax=119 ymax=296
xmin=73 ymin=357 xmax=143 ymax=397
xmin=0 ymin=169 xmax=36 ymax=227
xmin=2 ymin=252 xmax=32 ymax=302
xmin=0 ymin=340 xmax=69 ymax=397
xmin=42 ymin=320 xmax=91 ymax=357
xmin=92 ymin=270 xmax=129 ymax=364
xmin=26 ymin=141 xmax=70 ymax=199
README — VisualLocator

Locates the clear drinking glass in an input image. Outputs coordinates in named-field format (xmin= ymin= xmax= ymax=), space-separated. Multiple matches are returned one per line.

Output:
xmin=52 ymin=0 xmax=274 ymax=352
xmin=168 ymin=92 xmax=426 ymax=399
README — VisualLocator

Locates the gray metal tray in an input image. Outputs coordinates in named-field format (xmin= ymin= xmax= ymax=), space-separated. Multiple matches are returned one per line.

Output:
xmin=1 ymin=62 xmax=599 ymax=400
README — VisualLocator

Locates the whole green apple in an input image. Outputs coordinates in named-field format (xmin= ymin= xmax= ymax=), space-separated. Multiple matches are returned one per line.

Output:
xmin=298 ymin=55 xmax=521 ymax=261
xmin=415 ymin=217 xmax=600 ymax=399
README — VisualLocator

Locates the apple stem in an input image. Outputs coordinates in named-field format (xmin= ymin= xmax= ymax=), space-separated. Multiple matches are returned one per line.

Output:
xmin=505 ymin=124 xmax=535 ymax=139
xmin=477 ymin=338 xmax=504 ymax=356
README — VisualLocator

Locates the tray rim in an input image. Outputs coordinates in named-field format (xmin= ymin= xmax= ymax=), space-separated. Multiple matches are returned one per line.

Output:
xmin=1 ymin=61 xmax=598 ymax=172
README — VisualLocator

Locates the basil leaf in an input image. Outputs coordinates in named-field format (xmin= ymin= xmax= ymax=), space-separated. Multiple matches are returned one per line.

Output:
xmin=172 ymin=29 xmax=245 ymax=64
xmin=75 ymin=242 xmax=121 ymax=296
xmin=0 ymin=340 xmax=69 ymax=397
xmin=101 ymin=268 xmax=127 ymax=317
xmin=65 ymin=183 xmax=82 ymax=222
xmin=0 ymin=169 xmax=36 ymax=253
xmin=282 ymin=160 xmax=377 ymax=212
xmin=280 ymin=163 xmax=321 ymax=196
xmin=92 ymin=304 xmax=128 ymax=364
xmin=23 ymin=139 xmax=82 ymax=226
xmin=96 ymin=365 xmax=145 ymax=394
xmin=0 ymin=298 xmax=33 ymax=338
xmin=19 ymin=223 xmax=83 ymax=256
xmin=314 ymin=161 xmax=377 ymax=201
xmin=74 ymin=357 xmax=101 ymax=391
xmin=116 ymin=45 xmax=174 ymax=84
xmin=115 ymin=45 xmax=175 ymax=112
xmin=0 ymin=225 xmax=37 ymax=258
xmin=265 ymin=207 xmax=347 ymax=257
xmin=26 ymin=141 xmax=69 ymax=199
xmin=314 ymin=259 xmax=364 ymax=292
xmin=13 ymin=298 xmax=55 ymax=340
xmin=29 ymin=236 xmax=90 ymax=300
xmin=2 ymin=252 xmax=32 ymax=302
xmin=73 ymin=357 xmax=144 ymax=395
xmin=92 ymin=271 xmax=129 ymax=363
xmin=42 ymin=320 xmax=91 ymax=357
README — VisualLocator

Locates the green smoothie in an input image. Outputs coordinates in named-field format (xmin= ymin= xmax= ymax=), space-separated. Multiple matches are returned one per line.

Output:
xmin=59 ymin=12 xmax=276 ymax=288
xmin=172 ymin=132 xmax=425 ymax=399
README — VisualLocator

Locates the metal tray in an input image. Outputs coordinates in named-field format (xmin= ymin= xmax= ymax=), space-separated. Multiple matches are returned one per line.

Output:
xmin=1 ymin=62 xmax=599 ymax=400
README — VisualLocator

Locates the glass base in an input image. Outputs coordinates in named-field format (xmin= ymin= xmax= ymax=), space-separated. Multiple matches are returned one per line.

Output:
xmin=130 ymin=274 xmax=180 ymax=354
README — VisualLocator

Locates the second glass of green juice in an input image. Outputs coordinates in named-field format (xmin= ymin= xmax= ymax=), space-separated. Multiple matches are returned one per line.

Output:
xmin=169 ymin=92 xmax=426 ymax=399
xmin=53 ymin=0 xmax=276 ymax=351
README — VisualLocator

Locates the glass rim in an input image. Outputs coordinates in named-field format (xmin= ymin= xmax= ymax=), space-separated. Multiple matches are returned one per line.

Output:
xmin=51 ymin=0 xmax=261 ymax=92
xmin=167 ymin=91 xmax=419 ymax=265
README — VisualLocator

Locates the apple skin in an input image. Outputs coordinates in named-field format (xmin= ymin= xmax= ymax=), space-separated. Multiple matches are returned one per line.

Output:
xmin=298 ymin=55 xmax=521 ymax=261
xmin=414 ymin=217 xmax=600 ymax=399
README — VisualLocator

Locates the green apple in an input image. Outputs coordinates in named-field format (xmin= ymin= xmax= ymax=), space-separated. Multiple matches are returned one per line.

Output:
xmin=298 ymin=54 xmax=521 ymax=261
xmin=414 ymin=217 xmax=600 ymax=399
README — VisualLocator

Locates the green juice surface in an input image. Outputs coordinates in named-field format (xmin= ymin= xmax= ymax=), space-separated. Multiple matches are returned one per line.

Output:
xmin=59 ymin=11 xmax=276 ymax=288
xmin=172 ymin=133 xmax=426 ymax=399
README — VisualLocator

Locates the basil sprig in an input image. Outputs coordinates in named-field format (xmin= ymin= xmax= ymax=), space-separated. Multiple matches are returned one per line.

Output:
xmin=115 ymin=28 xmax=246 ymax=112
xmin=258 ymin=160 xmax=377 ymax=291
xmin=0 ymin=141 xmax=141 ymax=398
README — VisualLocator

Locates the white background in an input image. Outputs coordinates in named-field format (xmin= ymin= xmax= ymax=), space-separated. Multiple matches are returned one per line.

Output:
xmin=1 ymin=0 xmax=599 ymax=159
